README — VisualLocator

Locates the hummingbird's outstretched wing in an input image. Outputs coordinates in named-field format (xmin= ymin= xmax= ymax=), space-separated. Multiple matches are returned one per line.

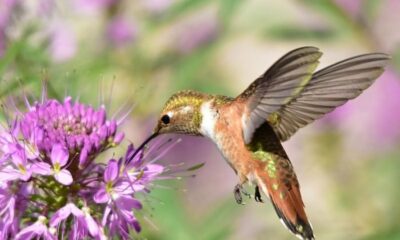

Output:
xmin=239 ymin=47 xmax=390 ymax=143
xmin=238 ymin=46 xmax=322 ymax=144
xmin=270 ymin=53 xmax=389 ymax=141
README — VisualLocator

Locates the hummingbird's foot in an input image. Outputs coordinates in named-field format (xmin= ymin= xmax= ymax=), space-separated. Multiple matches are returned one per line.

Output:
xmin=254 ymin=185 xmax=263 ymax=203
xmin=242 ymin=189 xmax=252 ymax=199
xmin=234 ymin=184 xmax=245 ymax=205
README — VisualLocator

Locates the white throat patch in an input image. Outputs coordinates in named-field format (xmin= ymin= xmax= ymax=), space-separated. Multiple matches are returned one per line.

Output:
xmin=200 ymin=101 xmax=218 ymax=139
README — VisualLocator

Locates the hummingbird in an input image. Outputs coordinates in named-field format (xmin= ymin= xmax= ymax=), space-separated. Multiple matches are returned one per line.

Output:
xmin=129 ymin=47 xmax=389 ymax=239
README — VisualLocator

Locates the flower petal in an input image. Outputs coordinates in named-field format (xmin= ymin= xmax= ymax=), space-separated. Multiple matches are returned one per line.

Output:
xmin=78 ymin=147 xmax=89 ymax=168
xmin=69 ymin=203 xmax=84 ymax=217
xmin=116 ymin=195 xmax=142 ymax=210
xmin=50 ymin=204 xmax=73 ymax=227
xmin=51 ymin=144 xmax=69 ymax=166
xmin=15 ymin=228 xmax=37 ymax=240
xmin=11 ymin=151 xmax=27 ymax=166
xmin=101 ymin=205 xmax=112 ymax=226
xmin=144 ymin=164 xmax=164 ymax=176
xmin=104 ymin=159 xmax=119 ymax=182
xmin=0 ymin=166 xmax=21 ymax=182
xmin=115 ymin=181 xmax=143 ymax=194
xmin=31 ymin=162 xmax=52 ymax=175
xmin=20 ymin=169 xmax=32 ymax=181
xmin=132 ymin=220 xmax=141 ymax=233
xmin=113 ymin=132 xmax=124 ymax=144
xmin=54 ymin=169 xmax=73 ymax=185
xmin=16 ymin=219 xmax=48 ymax=240
xmin=83 ymin=210 xmax=99 ymax=237
xmin=93 ymin=188 xmax=109 ymax=204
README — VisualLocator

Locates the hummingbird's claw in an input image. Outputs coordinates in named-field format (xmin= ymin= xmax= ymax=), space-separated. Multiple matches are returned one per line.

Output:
xmin=242 ymin=189 xmax=252 ymax=199
xmin=255 ymin=186 xmax=263 ymax=203
xmin=234 ymin=184 xmax=245 ymax=205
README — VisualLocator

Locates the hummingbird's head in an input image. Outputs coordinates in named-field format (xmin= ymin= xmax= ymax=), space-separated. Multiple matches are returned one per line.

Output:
xmin=153 ymin=90 xmax=208 ymax=136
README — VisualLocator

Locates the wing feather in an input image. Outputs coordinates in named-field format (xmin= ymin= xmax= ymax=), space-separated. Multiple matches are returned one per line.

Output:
xmin=239 ymin=47 xmax=390 ymax=143
xmin=239 ymin=47 xmax=323 ymax=144
xmin=273 ymin=53 xmax=390 ymax=141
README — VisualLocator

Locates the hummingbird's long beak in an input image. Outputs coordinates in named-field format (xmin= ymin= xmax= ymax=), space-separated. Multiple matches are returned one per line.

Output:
xmin=125 ymin=130 xmax=159 ymax=165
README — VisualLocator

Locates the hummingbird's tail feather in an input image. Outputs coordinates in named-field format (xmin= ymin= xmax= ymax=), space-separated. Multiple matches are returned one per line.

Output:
xmin=255 ymin=169 xmax=314 ymax=240
xmin=270 ymin=197 xmax=314 ymax=240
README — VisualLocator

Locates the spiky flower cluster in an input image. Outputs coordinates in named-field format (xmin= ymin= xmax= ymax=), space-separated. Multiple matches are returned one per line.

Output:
xmin=0 ymin=93 xmax=164 ymax=239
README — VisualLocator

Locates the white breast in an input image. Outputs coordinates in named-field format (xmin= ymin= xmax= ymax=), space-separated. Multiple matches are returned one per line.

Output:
xmin=200 ymin=101 xmax=218 ymax=140
xmin=200 ymin=100 xmax=231 ymax=164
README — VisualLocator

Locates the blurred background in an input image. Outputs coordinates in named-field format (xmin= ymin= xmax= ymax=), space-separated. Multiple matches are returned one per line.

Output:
xmin=1 ymin=0 xmax=400 ymax=239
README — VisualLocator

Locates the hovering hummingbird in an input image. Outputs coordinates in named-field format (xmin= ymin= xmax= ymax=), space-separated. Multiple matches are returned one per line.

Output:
xmin=128 ymin=47 xmax=389 ymax=239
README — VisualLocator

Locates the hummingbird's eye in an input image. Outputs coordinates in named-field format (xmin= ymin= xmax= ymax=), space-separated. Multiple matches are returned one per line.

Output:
xmin=161 ymin=115 xmax=170 ymax=124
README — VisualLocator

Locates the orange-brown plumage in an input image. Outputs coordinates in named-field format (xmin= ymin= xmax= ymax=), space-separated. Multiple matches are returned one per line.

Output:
xmin=211 ymin=99 xmax=313 ymax=239
xmin=249 ymin=122 xmax=312 ymax=238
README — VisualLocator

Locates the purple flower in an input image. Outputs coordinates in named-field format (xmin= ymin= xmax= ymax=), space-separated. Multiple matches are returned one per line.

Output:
xmin=19 ymin=96 xmax=120 ymax=168
xmin=0 ymin=181 xmax=31 ymax=238
xmin=174 ymin=13 xmax=219 ymax=54
xmin=15 ymin=216 xmax=56 ymax=240
xmin=94 ymin=159 xmax=121 ymax=203
xmin=0 ymin=150 xmax=32 ymax=181
xmin=93 ymin=157 xmax=157 ymax=239
xmin=49 ymin=22 xmax=77 ymax=62
xmin=0 ymin=123 xmax=19 ymax=160
xmin=0 ymin=84 xmax=178 ymax=238
xmin=106 ymin=17 xmax=137 ymax=47
xmin=102 ymin=195 xmax=142 ymax=238
xmin=31 ymin=144 xmax=73 ymax=185
xmin=0 ymin=0 xmax=19 ymax=56
xmin=0 ymin=0 xmax=19 ymax=29
xmin=0 ymin=184 xmax=17 ymax=237
xmin=49 ymin=144 xmax=71 ymax=183
xmin=50 ymin=203 xmax=99 ymax=238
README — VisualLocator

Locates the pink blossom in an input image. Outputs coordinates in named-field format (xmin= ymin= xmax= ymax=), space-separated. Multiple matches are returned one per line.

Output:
xmin=49 ymin=23 xmax=77 ymax=62
xmin=106 ymin=17 xmax=137 ymax=47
